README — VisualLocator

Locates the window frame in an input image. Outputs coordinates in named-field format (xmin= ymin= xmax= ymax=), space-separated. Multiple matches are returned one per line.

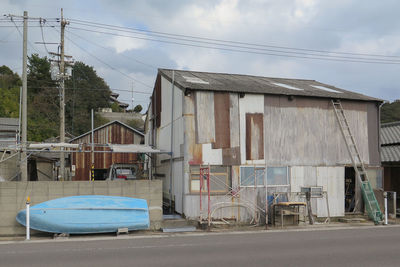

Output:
xmin=239 ymin=166 xmax=290 ymax=188
xmin=189 ymin=165 xmax=230 ymax=194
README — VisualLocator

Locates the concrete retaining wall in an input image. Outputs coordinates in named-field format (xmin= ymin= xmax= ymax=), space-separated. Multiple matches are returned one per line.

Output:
xmin=0 ymin=180 xmax=162 ymax=236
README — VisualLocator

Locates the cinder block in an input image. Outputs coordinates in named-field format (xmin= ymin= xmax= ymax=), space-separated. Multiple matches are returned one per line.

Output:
xmin=108 ymin=186 xmax=123 ymax=196
xmin=0 ymin=213 xmax=18 ymax=227
xmin=0 ymin=194 xmax=17 ymax=205
xmin=122 ymin=185 xmax=135 ymax=197
xmin=78 ymin=182 xmax=94 ymax=195
xmin=0 ymin=182 xmax=17 ymax=190
xmin=0 ymin=203 xmax=18 ymax=212
xmin=48 ymin=182 xmax=63 ymax=194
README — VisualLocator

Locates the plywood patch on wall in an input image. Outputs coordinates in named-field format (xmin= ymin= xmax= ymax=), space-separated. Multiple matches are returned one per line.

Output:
xmin=246 ymin=113 xmax=264 ymax=160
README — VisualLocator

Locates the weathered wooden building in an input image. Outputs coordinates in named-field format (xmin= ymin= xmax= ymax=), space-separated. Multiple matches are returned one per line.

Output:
xmin=70 ymin=120 xmax=144 ymax=180
xmin=146 ymin=69 xmax=382 ymax=221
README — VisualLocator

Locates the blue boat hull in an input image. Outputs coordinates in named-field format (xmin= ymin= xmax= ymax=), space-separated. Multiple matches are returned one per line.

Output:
xmin=16 ymin=195 xmax=150 ymax=234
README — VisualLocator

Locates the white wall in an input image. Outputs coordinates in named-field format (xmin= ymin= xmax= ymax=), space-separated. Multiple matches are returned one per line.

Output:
xmin=291 ymin=166 xmax=344 ymax=217
xmin=239 ymin=94 xmax=265 ymax=165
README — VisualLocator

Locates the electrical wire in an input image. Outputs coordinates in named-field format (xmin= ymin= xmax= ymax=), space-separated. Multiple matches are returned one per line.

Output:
xmin=68 ymin=18 xmax=400 ymax=59
xmin=66 ymin=29 xmax=157 ymax=71
xmin=67 ymin=26 xmax=400 ymax=65
xmin=50 ymin=25 xmax=153 ymax=88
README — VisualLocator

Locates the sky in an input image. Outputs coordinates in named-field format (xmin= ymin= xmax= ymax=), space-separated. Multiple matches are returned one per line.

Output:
xmin=1 ymin=0 xmax=400 ymax=111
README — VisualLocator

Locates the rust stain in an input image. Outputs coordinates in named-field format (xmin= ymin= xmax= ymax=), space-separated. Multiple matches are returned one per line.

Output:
xmin=222 ymin=147 xmax=241 ymax=165
xmin=213 ymin=92 xmax=230 ymax=149
xmin=71 ymin=122 xmax=142 ymax=180
xmin=246 ymin=113 xmax=264 ymax=160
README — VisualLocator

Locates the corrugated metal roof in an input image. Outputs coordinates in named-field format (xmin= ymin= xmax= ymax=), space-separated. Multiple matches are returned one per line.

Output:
xmin=381 ymin=121 xmax=400 ymax=145
xmin=381 ymin=145 xmax=400 ymax=162
xmin=0 ymin=118 xmax=18 ymax=132
xmin=159 ymin=69 xmax=382 ymax=102
xmin=69 ymin=120 xmax=144 ymax=143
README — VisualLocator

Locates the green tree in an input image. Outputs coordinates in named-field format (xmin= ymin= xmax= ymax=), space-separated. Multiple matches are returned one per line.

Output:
xmin=27 ymin=54 xmax=59 ymax=141
xmin=0 ymin=66 xmax=21 ymax=118
xmin=133 ymin=104 xmax=143 ymax=113
xmin=65 ymin=62 xmax=112 ymax=136
xmin=381 ymin=100 xmax=400 ymax=123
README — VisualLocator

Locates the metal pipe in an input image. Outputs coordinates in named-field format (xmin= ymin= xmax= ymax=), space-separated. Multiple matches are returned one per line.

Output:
xmin=26 ymin=196 xmax=30 ymax=240
xmin=384 ymin=191 xmax=388 ymax=225
xmin=169 ymin=71 xmax=175 ymax=213
xmin=91 ymin=109 xmax=94 ymax=181
xmin=200 ymin=166 xmax=203 ymax=221
xmin=207 ymin=164 xmax=211 ymax=227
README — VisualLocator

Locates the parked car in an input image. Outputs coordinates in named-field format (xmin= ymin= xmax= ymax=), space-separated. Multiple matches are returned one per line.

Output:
xmin=106 ymin=164 xmax=140 ymax=180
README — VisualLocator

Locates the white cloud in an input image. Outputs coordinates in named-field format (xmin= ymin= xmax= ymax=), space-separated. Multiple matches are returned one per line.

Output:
xmin=107 ymin=35 xmax=147 ymax=54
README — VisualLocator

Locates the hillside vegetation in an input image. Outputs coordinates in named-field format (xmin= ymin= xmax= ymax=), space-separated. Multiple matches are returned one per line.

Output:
xmin=381 ymin=100 xmax=400 ymax=124
xmin=0 ymin=54 xmax=113 ymax=141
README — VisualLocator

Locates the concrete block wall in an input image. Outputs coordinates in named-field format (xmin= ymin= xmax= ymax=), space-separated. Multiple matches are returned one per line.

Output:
xmin=0 ymin=180 xmax=162 ymax=236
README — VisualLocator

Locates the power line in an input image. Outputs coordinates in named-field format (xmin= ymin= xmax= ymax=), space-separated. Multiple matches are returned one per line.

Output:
xmin=66 ymin=29 xmax=157 ymax=71
xmin=9 ymin=18 xmax=42 ymax=55
xmin=67 ymin=26 xmax=400 ymax=65
xmin=28 ymin=85 xmax=152 ymax=94
xmin=50 ymin=24 xmax=153 ymax=88
xmin=68 ymin=18 xmax=400 ymax=59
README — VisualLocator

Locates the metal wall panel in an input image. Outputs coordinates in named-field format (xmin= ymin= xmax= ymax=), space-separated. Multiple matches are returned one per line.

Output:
xmin=264 ymin=95 xmax=370 ymax=166
xmin=195 ymin=91 xmax=215 ymax=144
xmin=71 ymin=123 xmax=142 ymax=181
xmin=213 ymin=92 xmax=230 ymax=149
xmin=246 ymin=113 xmax=264 ymax=160
xmin=229 ymin=93 xmax=240 ymax=147
xmin=184 ymin=94 xmax=203 ymax=165
xmin=367 ymin=102 xmax=380 ymax=166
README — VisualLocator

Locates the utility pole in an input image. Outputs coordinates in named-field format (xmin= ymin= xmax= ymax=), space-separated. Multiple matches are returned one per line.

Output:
xmin=20 ymin=11 xmax=28 ymax=181
xmin=59 ymin=8 xmax=67 ymax=181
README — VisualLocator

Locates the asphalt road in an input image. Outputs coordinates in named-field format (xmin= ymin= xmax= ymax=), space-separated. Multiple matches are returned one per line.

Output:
xmin=1 ymin=226 xmax=400 ymax=267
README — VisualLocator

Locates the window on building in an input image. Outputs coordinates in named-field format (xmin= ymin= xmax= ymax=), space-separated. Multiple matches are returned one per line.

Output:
xmin=266 ymin=167 xmax=288 ymax=186
xmin=240 ymin=166 xmax=265 ymax=186
xmin=190 ymin=165 xmax=230 ymax=194
xmin=240 ymin=166 xmax=289 ymax=188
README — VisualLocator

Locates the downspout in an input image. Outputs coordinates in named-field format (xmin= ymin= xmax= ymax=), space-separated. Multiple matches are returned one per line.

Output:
xmin=378 ymin=101 xmax=385 ymax=188
xmin=169 ymin=71 xmax=175 ymax=213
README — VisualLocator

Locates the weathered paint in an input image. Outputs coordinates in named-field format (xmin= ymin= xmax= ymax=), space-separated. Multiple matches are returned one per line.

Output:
xmin=229 ymin=94 xmax=240 ymax=148
xmin=184 ymin=94 xmax=202 ymax=165
xmin=202 ymin=144 xmax=222 ymax=165
xmin=222 ymin=147 xmax=241 ymax=165
xmin=246 ymin=113 xmax=264 ymax=160
xmin=366 ymin=102 xmax=380 ymax=166
xmin=291 ymin=166 xmax=344 ymax=217
xmin=213 ymin=92 xmax=230 ymax=149
xmin=152 ymin=74 xmax=162 ymax=128
xmin=195 ymin=91 xmax=215 ymax=144
xmin=71 ymin=122 xmax=143 ymax=181
xmin=239 ymin=94 xmax=265 ymax=165
xmin=264 ymin=95 xmax=370 ymax=166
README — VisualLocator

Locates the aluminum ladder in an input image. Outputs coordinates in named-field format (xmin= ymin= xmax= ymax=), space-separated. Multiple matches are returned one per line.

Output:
xmin=332 ymin=100 xmax=383 ymax=224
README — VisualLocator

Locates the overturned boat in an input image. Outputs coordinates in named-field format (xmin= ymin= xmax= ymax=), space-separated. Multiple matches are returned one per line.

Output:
xmin=16 ymin=195 xmax=150 ymax=234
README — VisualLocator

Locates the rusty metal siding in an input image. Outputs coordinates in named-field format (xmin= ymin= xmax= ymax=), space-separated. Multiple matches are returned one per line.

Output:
xmin=184 ymin=94 xmax=203 ymax=165
xmin=71 ymin=122 xmax=142 ymax=180
xmin=195 ymin=91 xmax=215 ymax=144
xmin=213 ymin=92 xmax=231 ymax=149
xmin=367 ymin=102 xmax=380 ymax=166
xmin=246 ymin=113 xmax=264 ymax=160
